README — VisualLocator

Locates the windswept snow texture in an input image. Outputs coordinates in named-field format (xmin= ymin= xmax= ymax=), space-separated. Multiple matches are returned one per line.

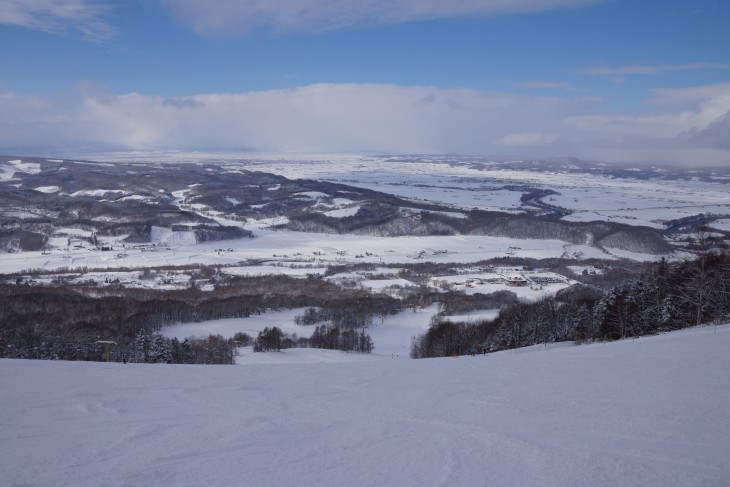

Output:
xmin=3 ymin=325 xmax=730 ymax=487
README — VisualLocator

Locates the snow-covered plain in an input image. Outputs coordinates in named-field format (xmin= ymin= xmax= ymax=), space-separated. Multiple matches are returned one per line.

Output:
xmin=0 ymin=230 xmax=618 ymax=275
xmin=83 ymin=152 xmax=730 ymax=229
xmin=3 ymin=324 xmax=729 ymax=487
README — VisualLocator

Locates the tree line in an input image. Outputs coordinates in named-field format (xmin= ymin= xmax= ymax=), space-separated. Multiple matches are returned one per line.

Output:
xmin=131 ymin=330 xmax=237 ymax=364
xmin=412 ymin=249 xmax=730 ymax=358
xmin=252 ymin=325 xmax=373 ymax=354
xmin=4 ymin=248 xmax=726 ymax=363
xmin=0 ymin=274 xmax=391 ymax=363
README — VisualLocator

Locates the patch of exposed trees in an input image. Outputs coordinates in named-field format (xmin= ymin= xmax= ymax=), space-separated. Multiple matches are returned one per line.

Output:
xmin=130 ymin=330 xmax=237 ymax=364
xmin=0 ymin=324 xmax=238 ymax=364
xmin=253 ymin=327 xmax=285 ymax=352
xmin=294 ymin=296 xmax=402 ymax=327
xmin=412 ymin=249 xmax=730 ymax=358
xmin=251 ymin=325 xmax=374 ymax=354
xmin=308 ymin=325 xmax=374 ymax=353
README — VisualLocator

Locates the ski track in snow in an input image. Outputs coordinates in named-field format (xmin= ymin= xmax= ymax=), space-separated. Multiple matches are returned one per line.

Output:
xmin=2 ymin=324 xmax=729 ymax=487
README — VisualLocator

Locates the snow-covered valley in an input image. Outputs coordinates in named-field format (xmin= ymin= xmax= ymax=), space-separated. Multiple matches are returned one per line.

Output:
xmin=2 ymin=153 xmax=730 ymax=486
xmin=6 ymin=152 xmax=725 ymax=303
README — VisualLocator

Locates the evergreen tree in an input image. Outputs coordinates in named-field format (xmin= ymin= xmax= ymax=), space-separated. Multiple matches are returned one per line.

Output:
xmin=149 ymin=333 xmax=172 ymax=363
xmin=133 ymin=329 xmax=152 ymax=363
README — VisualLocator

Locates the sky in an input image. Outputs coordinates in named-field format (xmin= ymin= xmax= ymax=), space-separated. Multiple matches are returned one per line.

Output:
xmin=1 ymin=0 xmax=729 ymax=164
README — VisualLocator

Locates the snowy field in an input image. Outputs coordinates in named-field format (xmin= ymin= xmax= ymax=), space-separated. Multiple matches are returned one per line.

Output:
xmin=159 ymin=308 xmax=313 ymax=341
xmin=159 ymin=304 xmax=437 ymax=361
xmin=0 ymin=229 xmax=620 ymax=276
xmin=3 ymin=324 xmax=729 ymax=487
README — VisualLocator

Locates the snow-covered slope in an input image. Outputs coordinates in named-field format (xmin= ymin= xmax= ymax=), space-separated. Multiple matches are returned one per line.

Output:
xmin=2 ymin=325 xmax=729 ymax=487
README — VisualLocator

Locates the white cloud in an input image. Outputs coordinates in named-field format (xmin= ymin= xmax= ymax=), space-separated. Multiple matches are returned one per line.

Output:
xmin=160 ymin=0 xmax=605 ymax=35
xmin=0 ymin=0 xmax=114 ymax=40
xmin=649 ymin=83 xmax=730 ymax=107
xmin=563 ymin=84 xmax=730 ymax=140
xmin=518 ymin=81 xmax=578 ymax=91
xmin=1 ymin=83 xmax=728 ymax=164
xmin=497 ymin=132 xmax=556 ymax=146
xmin=684 ymin=111 xmax=730 ymax=151
xmin=577 ymin=63 xmax=730 ymax=76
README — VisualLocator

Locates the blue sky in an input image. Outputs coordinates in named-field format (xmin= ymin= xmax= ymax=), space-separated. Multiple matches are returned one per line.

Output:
xmin=1 ymin=0 xmax=729 ymax=164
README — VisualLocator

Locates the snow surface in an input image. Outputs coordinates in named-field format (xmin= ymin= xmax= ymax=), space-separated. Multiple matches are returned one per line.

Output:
xmin=8 ymin=159 xmax=41 ymax=174
xmin=150 ymin=225 xmax=197 ymax=245
xmin=294 ymin=191 xmax=329 ymax=199
xmin=70 ymin=189 xmax=128 ymax=197
xmin=118 ymin=194 xmax=153 ymax=202
xmin=434 ymin=270 xmax=574 ymax=301
xmin=711 ymin=219 xmax=730 ymax=232
xmin=324 ymin=205 xmax=361 ymax=217
xmin=3 ymin=324 xmax=729 ymax=487
xmin=442 ymin=309 xmax=501 ymax=322
xmin=33 ymin=185 xmax=60 ymax=193
xmin=0 ymin=164 xmax=18 ymax=181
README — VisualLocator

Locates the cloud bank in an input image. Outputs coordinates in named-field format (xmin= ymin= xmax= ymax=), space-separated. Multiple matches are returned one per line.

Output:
xmin=578 ymin=63 xmax=730 ymax=76
xmin=1 ymin=83 xmax=728 ymax=164
xmin=160 ymin=0 xmax=605 ymax=35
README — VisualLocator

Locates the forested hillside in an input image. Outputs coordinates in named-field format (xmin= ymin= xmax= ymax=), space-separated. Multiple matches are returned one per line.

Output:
xmin=412 ymin=249 xmax=730 ymax=357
